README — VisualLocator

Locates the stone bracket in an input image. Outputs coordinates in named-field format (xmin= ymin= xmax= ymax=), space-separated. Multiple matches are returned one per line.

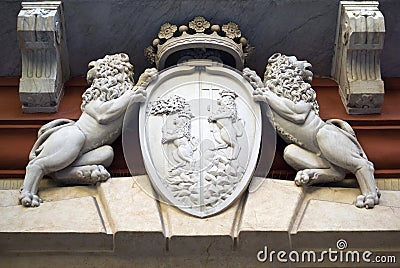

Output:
xmin=332 ymin=1 xmax=385 ymax=114
xmin=17 ymin=1 xmax=70 ymax=113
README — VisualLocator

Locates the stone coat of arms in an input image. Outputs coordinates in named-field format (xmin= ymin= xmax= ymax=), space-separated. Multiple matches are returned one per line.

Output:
xmin=135 ymin=61 xmax=263 ymax=217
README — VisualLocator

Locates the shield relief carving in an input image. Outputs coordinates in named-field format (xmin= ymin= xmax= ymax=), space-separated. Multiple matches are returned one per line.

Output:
xmin=126 ymin=61 xmax=264 ymax=217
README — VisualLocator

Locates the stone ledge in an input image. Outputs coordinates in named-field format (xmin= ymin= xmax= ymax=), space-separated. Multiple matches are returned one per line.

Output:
xmin=97 ymin=176 xmax=165 ymax=255
xmin=0 ymin=176 xmax=399 ymax=265
xmin=0 ymin=196 xmax=112 ymax=252
xmin=237 ymin=179 xmax=304 ymax=253
xmin=289 ymin=187 xmax=400 ymax=255
xmin=159 ymin=200 xmax=240 ymax=256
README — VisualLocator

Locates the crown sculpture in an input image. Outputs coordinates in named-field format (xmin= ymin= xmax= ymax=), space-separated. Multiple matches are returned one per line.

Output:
xmin=145 ymin=16 xmax=253 ymax=70
xmin=19 ymin=16 xmax=380 ymax=217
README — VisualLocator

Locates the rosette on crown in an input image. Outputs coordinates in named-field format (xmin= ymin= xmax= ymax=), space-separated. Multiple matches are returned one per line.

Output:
xmin=158 ymin=23 xmax=178 ymax=40
xmin=222 ymin=22 xmax=241 ymax=39
xmin=189 ymin=16 xmax=210 ymax=33
xmin=145 ymin=16 xmax=253 ymax=70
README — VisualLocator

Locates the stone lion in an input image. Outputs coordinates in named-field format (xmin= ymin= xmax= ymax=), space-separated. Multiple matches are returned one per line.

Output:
xmin=19 ymin=53 xmax=158 ymax=207
xmin=243 ymin=53 xmax=380 ymax=208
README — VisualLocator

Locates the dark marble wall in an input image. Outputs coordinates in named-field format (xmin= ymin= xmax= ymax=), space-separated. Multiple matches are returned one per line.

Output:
xmin=0 ymin=0 xmax=399 ymax=79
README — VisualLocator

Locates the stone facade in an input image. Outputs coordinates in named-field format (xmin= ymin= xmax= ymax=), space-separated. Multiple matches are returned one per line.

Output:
xmin=1 ymin=177 xmax=399 ymax=266
xmin=1 ymin=0 xmax=400 ymax=266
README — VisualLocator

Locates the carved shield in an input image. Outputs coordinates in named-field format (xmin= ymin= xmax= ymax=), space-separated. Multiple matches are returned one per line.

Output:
xmin=138 ymin=61 xmax=262 ymax=217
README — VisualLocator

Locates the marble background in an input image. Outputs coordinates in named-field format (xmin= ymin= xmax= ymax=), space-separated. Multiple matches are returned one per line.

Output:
xmin=1 ymin=0 xmax=399 ymax=79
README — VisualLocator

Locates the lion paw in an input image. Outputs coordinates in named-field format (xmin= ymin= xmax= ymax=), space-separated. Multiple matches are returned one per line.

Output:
xmin=295 ymin=171 xmax=309 ymax=186
xmin=136 ymin=68 xmax=158 ymax=87
xmin=295 ymin=169 xmax=318 ymax=186
xmin=253 ymin=93 xmax=266 ymax=102
xmin=74 ymin=165 xmax=110 ymax=184
xmin=131 ymin=89 xmax=147 ymax=103
xmin=91 ymin=165 xmax=110 ymax=182
xmin=355 ymin=193 xmax=379 ymax=209
xmin=19 ymin=191 xmax=43 ymax=207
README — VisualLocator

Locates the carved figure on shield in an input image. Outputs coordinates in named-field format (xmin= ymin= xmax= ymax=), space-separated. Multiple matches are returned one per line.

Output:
xmin=208 ymin=90 xmax=244 ymax=160
xmin=150 ymin=95 xmax=198 ymax=172
xmin=19 ymin=53 xmax=158 ymax=207
xmin=243 ymin=53 xmax=380 ymax=208
xmin=162 ymin=106 xmax=198 ymax=171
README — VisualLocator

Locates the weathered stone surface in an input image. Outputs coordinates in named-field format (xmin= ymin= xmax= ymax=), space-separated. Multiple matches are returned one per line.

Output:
xmin=0 ymin=196 xmax=112 ymax=251
xmin=0 ymin=177 xmax=400 ymax=266
xmin=38 ymin=184 xmax=98 ymax=201
xmin=302 ymin=186 xmax=361 ymax=204
xmin=0 ymin=190 xmax=20 ymax=207
xmin=377 ymin=178 xmax=400 ymax=191
xmin=238 ymin=179 xmax=304 ymax=252
xmin=98 ymin=176 xmax=165 ymax=255
xmin=0 ymin=182 xmax=97 ymax=207
xmin=291 ymin=198 xmax=400 ymax=251
xmin=379 ymin=189 xmax=400 ymax=207
xmin=159 ymin=196 xmax=241 ymax=256
xmin=297 ymin=199 xmax=400 ymax=232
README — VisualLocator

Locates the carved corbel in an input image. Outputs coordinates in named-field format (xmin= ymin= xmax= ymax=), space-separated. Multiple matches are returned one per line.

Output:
xmin=17 ymin=1 xmax=70 ymax=113
xmin=332 ymin=1 xmax=385 ymax=114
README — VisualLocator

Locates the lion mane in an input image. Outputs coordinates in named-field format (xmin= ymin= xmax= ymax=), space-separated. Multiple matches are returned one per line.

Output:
xmin=263 ymin=53 xmax=319 ymax=114
xmin=81 ymin=53 xmax=135 ymax=110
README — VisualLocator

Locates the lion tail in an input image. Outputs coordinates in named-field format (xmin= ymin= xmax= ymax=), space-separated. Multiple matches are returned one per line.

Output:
xmin=326 ymin=119 xmax=368 ymax=159
xmin=29 ymin=119 xmax=75 ymax=160
xmin=326 ymin=119 xmax=355 ymax=136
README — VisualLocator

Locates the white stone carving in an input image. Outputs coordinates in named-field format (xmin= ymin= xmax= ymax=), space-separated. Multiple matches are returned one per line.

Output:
xmin=244 ymin=53 xmax=381 ymax=208
xmin=208 ymin=90 xmax=244 ymax=160
xmin=134 ymin=60 xmax=266 ymax=217
xmin=332 ymin=1 xmax=385 ymax=114
xmin=17 ymin=1 xmax=70 ymax=113
xmin=150 ymin=95 xmax=198 ymax=171
xmin=145 ymin=16 xmax=253 ymax=70
xmin=19 ymin=53 xmax=158 ymax=207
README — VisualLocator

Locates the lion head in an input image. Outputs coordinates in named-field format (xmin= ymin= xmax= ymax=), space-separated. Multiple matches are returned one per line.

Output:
xmin=263 ymin=53 xmax=319 ymax=114
xmin=81 ymin=53 xmax=135 ymax=110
